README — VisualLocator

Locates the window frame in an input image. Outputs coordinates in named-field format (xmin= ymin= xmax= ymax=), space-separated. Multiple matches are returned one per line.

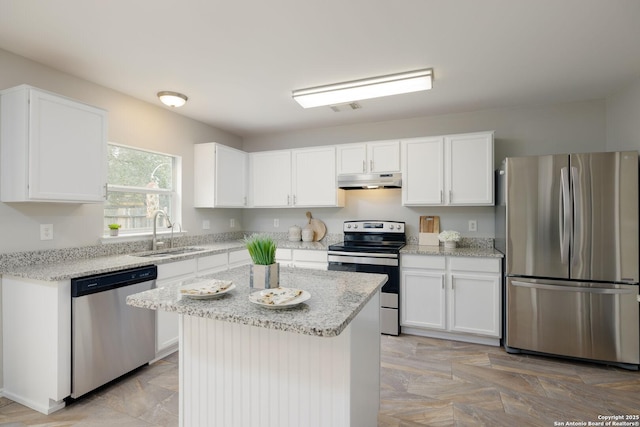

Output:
xmin=105 ymin=142 xmax=182 ymax=237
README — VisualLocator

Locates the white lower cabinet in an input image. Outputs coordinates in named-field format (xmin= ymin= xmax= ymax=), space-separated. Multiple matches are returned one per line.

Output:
xmin=155 ymin=259 xmax=198 ymax=358
xmin=276 ymin=248 xmax=327 ymax=270
xmin=228 ymin=248 xmax=252 ymax=268
xmin=401 ymin=254 xmax=502 ymax=345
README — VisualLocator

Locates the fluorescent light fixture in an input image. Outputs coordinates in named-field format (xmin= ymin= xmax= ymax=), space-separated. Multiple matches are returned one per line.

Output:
xmin=292 ymin=68 xmax=433 ymax=108
xmin=157 ymin=91 xmax=188 ymax=107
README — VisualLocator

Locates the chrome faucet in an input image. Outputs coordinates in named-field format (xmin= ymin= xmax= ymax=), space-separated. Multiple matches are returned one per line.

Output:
xmin=152 ymin=210 xmax=173 ymax=250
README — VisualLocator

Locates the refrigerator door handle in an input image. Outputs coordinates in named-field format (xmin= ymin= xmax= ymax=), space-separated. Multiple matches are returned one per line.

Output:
xmin=560 ymin=167 xmax=571 ymax=264
xmin=570 ymin=166 xmax=583 ymax=270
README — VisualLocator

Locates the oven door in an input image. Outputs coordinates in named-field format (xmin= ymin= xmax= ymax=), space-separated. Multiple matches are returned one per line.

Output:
xmin=328 ymin=259 xmax=400 ymax=335
xmin=327 ymin=260 xmax=399 ymax=294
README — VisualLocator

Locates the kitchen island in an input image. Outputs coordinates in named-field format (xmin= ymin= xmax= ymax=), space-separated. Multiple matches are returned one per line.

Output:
xmin=127 ymin=265 xmax=386 ymax=427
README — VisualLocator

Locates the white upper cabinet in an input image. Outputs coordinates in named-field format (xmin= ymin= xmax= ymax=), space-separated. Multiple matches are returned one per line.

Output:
xmin=250 ymin=150 xmax=292 ymax=207
xmin=337 ymin=140 xmax=401 ymax=174
xmin=402 ymin=131 xmax=494 ymax=206
xmin=445 ymin=132 xmax=494 ymax=205
xmin=401 ymin=137 xmax=444 ymax=205
xmin=251 ymin=146 xmax=344 ymax=208
xmin=292 ymin=146 xmax=344 ymax=207
xmin=1 ymin=85 xmax=107 ymax=203
xmin=194 ymin=143 xmax=248 ymax=208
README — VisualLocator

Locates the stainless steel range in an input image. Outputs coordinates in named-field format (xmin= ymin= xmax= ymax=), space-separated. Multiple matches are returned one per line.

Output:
xmin=327 ymin=220 xmax=405 ymax=335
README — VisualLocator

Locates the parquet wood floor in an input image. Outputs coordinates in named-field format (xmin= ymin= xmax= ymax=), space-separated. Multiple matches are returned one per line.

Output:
xmin=1 ymin=334 xmax=639 ymax=426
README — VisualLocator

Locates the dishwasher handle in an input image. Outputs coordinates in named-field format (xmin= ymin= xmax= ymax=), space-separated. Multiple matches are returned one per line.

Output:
xmin=71 ymin=265 xmax=157 ymax=297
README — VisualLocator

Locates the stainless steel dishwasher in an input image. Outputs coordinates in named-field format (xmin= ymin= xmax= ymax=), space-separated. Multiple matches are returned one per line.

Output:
xmin=70 ymin=265 xmax=157 ymax=399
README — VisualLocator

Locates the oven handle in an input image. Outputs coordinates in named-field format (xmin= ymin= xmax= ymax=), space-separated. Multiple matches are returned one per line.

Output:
xmin=327 ymin=250 xmax=398 ymax=259
xmin=328 ymin=254 xmax=399 ymax=267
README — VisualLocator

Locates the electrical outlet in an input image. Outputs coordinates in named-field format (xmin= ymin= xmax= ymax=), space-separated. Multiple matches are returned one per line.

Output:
xmin=468 ymin=220 xmax=477 ymax=232
xmin=202 ymin=220 xmax=210 ymax=230
xmin=40 ymin=224 xmax=53 ymax=240
xmin=230 ymin=218 xmax=235 ymax=228
xmin=274 ymin=218 xmax=279 ymax=228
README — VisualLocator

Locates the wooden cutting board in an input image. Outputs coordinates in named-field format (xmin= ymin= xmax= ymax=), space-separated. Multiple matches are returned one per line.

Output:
xmin=306 ymin=211 xmax=327 ymax=241
xmin=419 ymin=216 xmax=440 ymax=233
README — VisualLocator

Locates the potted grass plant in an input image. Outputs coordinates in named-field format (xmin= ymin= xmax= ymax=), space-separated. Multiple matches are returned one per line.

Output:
xmin=244 ymin=233 xmax=279 ymax=289
xmin=108 ymin=223 xmax=121 ymax=236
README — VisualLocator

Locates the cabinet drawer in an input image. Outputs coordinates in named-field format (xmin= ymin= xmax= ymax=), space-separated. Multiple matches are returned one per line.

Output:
xmin=229 ymin=248 xmax=251 ymax=266
xmin=401 ymin=254 xmax=446 ymax=270
xmin=449 ymin=257 xmax=500 ymax=273
xmin=293 ymin=249 xmax=327 ymax=263
xmin=157 ymin=258 xmax=197 ymax=280
xmin=275 ymin=248 xmax=292 ymax=261
xmin=197 ymin=253 xmax=228 ymax=272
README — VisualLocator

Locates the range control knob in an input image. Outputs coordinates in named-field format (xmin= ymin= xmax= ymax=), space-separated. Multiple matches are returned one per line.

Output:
xmin=346 ymin=224 xmax=352 ymax=229
xmin=354 ymin=224 xmax=358 ymax=229
xmin=388 ymin=224 xmax=395 ymax=229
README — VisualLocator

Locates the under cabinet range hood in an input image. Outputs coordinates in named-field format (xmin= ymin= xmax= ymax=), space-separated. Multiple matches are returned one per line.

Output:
xmin=338 ymin=173 xmax=402 ymax=189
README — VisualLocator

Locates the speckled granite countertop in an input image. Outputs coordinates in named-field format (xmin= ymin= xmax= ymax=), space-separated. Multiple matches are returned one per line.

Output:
xmin=126 ymin=265 xmax=386 ymax=337
xmin=401 ymin=244 xmax=504 ymax=258
xmin=1 ymin=240 xmax=330 ymax=282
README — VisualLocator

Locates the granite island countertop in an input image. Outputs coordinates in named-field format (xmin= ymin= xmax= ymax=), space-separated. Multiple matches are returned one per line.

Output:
xmin=126 ymin=265 xmax=387 ymax=337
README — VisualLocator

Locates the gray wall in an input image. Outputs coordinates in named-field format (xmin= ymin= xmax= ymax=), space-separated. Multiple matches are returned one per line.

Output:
xmin=606 ymin=77 xmax=640 ymax=152
xmin=0 ymin=48 xmax=244 ymax=253
xmin=242 ymin=99 xmax=607 ymax=238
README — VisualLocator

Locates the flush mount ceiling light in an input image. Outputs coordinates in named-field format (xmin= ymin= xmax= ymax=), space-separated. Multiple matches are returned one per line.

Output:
xmin=292 ymin=68 xmax=433 ymax=109
xmin=157 ymin=91 xmax=188 ymax=108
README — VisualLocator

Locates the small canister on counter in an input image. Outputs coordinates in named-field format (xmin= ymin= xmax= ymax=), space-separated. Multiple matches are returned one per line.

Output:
xmin=302 ymin=227 xmax=315 ymax=242
xmin=288 ymin=225 xmax=302 ymax=241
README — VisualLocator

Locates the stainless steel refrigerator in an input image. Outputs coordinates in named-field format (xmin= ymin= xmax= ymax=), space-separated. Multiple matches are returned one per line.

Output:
xmin=495 ymin=151 xmax=640 ymax=369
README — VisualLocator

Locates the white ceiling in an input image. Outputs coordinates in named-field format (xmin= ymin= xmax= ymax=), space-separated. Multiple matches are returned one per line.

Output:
xmin=1 ymin=0 xmax=639 ymax=137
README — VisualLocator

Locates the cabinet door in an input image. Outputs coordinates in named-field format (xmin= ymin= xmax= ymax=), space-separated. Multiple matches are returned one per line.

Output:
xmin=402 ymin=137 xmax=444 ymax=205
xmin=449 ymin=272 xmax=501 ymax=337
xmin=1 ymin=86 xmax=107 ymax=202
xmin=400 ymin=269 xmax=446 ymax=329
xmin=368 ymin=140 xmax=400 ymax=173
xmin=30 ymin=90 xmax=107 ymax=202
xmin=251 ymin=150 xmax=292 ymax=207
xmin=292 ymin=146 xmax=342 ymax=207
xmin=156 ymin=259 xmax=197 ymax=355
xmin=215 ymin=144 xmax=247 ymax=207
xmin=337 ymin=143 xmax=367 ymax=174
xmin=445 ymin=132 xmax=494 ymax=205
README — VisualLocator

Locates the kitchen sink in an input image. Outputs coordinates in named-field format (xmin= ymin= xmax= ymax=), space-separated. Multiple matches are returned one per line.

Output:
xmin=131 ymin=247 xmax=208 ymax=258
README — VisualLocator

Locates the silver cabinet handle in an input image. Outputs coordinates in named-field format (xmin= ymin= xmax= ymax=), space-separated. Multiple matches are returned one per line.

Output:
xmin=293 ymin=195 xmax=297 ymax=205
xmin=370 ymin=159 xmax=374 ymax=172
xmin=287 ymin=195 xmax=290 ymax=205
xmin=449 ymin=190 xmax=452 ymax=204
xmin=362 ymin=160 xmax=366 ymax=173
xmin=103 ymin=184 xmax=108 ymax=200
xmin=440 ymin=190 xmax=443 ymax=204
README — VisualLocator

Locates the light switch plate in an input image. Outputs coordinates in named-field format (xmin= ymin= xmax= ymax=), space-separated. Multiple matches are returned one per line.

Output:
xmin=468 ymin=220 xmax=477 ymax=232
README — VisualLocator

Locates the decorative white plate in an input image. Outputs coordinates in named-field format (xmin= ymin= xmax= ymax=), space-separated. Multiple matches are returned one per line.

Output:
xmin=248 ymin=287 xmax=310 ymax=309
xmin=180 ymin=280 xmax=235 ymax=299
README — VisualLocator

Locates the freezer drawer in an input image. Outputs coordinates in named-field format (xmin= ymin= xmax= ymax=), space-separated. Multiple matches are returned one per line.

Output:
xmin=506 ymin=277 xmax=639 ymax=366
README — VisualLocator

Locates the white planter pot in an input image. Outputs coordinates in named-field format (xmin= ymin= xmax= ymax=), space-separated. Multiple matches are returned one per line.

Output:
xmin=109 ymin=229 xmax=119 ymax=236
xmin=444 ymin=241 xmax=457 ymax=249
xmin=250 ymin=263 xmax=280 ymax=289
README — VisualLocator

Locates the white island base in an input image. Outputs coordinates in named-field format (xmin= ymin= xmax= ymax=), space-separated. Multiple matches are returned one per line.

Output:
xmin=178 ymin=292 xmax=380 ymax=427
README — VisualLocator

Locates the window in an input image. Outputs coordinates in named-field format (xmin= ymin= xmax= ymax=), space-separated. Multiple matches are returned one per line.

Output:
xmin=105 ymin=143 xmax=181 ymax=235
